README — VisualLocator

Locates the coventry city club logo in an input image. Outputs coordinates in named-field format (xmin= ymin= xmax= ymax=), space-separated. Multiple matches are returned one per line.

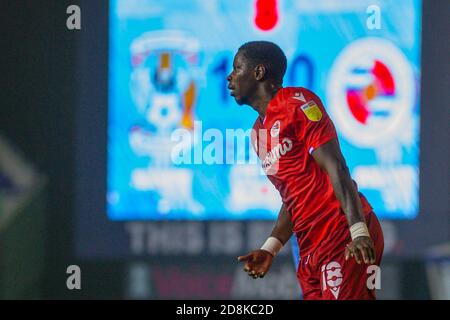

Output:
xmin=127 ymin=30 xmax=204 ymax=214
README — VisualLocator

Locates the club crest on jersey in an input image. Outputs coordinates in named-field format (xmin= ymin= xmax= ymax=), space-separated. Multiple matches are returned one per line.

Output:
xmin=270 ymin=120 xmax=280 ymax=137
xmin=301 ymin=101 xmax=322 ymax=121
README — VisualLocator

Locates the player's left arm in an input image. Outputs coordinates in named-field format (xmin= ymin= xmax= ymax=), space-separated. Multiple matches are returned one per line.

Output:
xmin=312 ymin=139 xmax=376 ymax=264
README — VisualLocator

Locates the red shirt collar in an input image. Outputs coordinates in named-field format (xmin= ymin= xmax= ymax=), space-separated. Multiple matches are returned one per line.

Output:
xmin=261 ymin=87 xmax=283 ymax=125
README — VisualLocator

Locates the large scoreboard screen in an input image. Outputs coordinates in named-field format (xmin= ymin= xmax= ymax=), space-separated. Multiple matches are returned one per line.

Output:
xmin=107 ymin=0 xmax=421 ymax=220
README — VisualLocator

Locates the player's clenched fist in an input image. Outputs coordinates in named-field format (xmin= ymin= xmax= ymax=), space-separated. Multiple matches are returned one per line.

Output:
xmin=237 ymin=249 xmax=273 ymax=279
xmin=345 ymin=236 xmax=376 ymax=264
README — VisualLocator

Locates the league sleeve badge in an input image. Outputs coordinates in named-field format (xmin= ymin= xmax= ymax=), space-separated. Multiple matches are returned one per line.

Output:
xmin=301 ymin=100 xmax=323 ymax=122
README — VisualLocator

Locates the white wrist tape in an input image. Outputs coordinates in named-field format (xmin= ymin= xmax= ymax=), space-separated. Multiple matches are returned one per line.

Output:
xmin=261 ymin=237 xmax=283 ymax=256
xmin=350 ymin=222 xmax=370 ymax=240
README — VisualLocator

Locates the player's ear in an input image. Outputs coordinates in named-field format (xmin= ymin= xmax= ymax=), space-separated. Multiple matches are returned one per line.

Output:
xmin=254 ymin=64 xmax=266 ymax=81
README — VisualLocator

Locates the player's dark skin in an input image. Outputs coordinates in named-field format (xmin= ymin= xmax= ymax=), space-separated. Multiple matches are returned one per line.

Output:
xmin=227 ymin=50 xmax=376 ymax=279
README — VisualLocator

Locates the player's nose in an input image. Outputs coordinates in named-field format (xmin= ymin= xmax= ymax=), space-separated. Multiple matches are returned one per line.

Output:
xmin=227 ymin=75 xmax=234 ymax=90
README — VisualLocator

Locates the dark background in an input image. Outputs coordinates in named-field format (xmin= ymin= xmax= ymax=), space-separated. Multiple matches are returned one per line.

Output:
xmin=0 ymin=0 xmax=449 ymax=299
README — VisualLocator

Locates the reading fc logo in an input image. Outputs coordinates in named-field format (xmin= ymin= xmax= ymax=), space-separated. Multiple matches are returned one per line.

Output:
xmin=326 ymin=38 xmax=416 ymax=148
xmin=270 ymin=120 xmax=281 ymax=137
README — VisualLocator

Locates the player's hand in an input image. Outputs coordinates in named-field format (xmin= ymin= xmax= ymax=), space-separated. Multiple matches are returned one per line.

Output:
xmin=345 ymin=236 xmax=376 ymax=264
xmin=237 ymin=249 xmax=273 ymax=279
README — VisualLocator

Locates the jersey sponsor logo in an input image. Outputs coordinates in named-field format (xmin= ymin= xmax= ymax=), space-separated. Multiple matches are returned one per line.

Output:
xmin=301 ymin=100 xmax=323 ymax=121
xmin=261 ymin=138 xmax=293 ymax=173
xmin=270 ymin=120 xmax=281 ymax=137
xmin=321 ymin=261 xmax=343 ymax=299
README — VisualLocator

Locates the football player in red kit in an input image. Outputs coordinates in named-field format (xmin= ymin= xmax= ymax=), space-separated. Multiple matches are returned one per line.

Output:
xmin=229 ymin=41 xmax=384 ymax=300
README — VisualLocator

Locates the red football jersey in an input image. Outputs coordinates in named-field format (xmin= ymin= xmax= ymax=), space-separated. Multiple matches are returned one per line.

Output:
xmin=251 ymin=87 xmax=372 ymax=255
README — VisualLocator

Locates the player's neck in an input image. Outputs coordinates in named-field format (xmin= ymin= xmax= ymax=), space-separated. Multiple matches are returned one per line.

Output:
xmin=250 ymin=84 xmax=282 ymax=118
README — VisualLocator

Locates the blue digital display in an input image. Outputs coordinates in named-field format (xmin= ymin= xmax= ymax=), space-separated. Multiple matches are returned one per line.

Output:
xmin=108 ymin=0 xmax=421 ymax=220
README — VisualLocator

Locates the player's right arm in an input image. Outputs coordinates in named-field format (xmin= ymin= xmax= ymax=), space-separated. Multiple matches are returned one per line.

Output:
xmin=269 ymin=203 xmax=293 ymax=244
xmin=237 ymin=204 xmax=293 ymax=279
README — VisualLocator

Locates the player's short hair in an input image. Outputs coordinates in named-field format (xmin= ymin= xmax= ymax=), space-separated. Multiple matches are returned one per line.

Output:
xmin=238 ymin=41 xmax=287 ymax=84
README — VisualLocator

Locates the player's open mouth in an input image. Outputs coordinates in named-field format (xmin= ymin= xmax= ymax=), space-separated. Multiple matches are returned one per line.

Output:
xmin=228 ymin=84 xmax=237 ymax=97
